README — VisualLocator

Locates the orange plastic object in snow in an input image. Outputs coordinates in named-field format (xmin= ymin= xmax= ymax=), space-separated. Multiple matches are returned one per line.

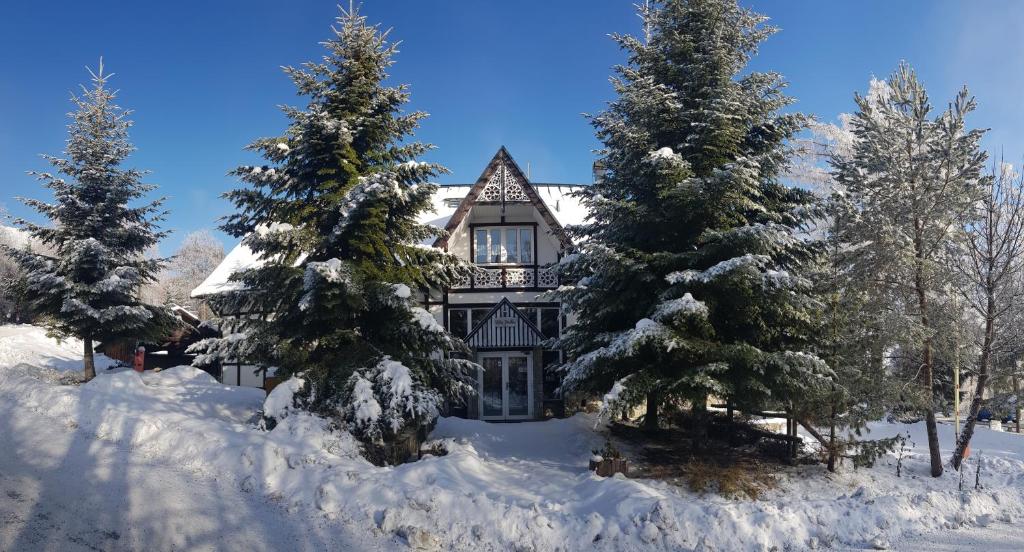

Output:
xmin=133 ymin=346 xmax=145 ymax=372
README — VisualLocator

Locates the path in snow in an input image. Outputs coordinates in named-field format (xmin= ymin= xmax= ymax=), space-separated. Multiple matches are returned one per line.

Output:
xmin=0 ymin=395 xmax=384 ymax=552
xmin=873 ymin=522 xmax=1024 ymax=551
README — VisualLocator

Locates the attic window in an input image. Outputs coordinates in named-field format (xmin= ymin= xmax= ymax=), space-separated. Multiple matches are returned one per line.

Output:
xmin=445 ymin=198 xmax=461 ymax=208
xmin=474 ymin=226 xmax=533 ymax=265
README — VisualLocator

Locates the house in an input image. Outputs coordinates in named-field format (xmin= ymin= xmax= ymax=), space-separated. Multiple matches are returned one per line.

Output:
xmin=191 ymin=148 xmax=590 ymax=420
xmin=100 ymin=304 xmax=215 ymax=370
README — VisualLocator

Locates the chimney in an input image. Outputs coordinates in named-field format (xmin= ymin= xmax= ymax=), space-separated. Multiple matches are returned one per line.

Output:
xmin=592 ymin=160 xmax=607 ymax=184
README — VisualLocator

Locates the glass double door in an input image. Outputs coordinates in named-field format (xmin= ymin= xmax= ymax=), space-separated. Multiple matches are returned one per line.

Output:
xmin=478 ymin=351 xmax=532 ymax=420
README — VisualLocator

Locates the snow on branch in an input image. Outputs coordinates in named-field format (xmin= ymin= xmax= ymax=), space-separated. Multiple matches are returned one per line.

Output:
xmin=666 ymin=254 xmax=770 ymax=285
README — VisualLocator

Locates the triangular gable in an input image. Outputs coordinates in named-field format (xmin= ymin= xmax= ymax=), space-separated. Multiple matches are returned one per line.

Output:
xmin=434 ymin=147 xmax=572 ymax=249
xmin=465 ymin=297 xmax=544 ymax=349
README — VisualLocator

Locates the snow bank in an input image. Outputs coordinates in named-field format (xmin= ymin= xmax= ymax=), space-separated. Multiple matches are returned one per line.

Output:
xmin=141 ymin=365 xmax=220 ymax=387
xmin=0 ymin=324 xmax=117 ymax=375
xmin=6 ymin=325 xmax=1024 ymax=550
xmin=264 ymin=375 xmax=305 ymax=420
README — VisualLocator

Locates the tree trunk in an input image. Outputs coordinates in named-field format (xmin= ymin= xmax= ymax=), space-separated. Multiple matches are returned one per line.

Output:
xmin=693 ymin=396 xmax=709 ymax=453
xmin=83 ymin=336 xmax=96 ymax=381
xmin=951 ymin=305 xmax=994 ymax=470
xmin=920 ymin=333 xmax=943 ymax=477
xmin=827 ymin=406 xmax=838 ymax=472
xmin=726 ymin=403 xmax=737 ymax=444
xmin=1015 ymin=375 xmax=1021 ymax=434
xmin=914 ymin=236 xmax=943 ymax=477
xmin=643 ymin=390 xmax=659 ymax=432
xmin=797 ymin=418 xmax=831 ymax=468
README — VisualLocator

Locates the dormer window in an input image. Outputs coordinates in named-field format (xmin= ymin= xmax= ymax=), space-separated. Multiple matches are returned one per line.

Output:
xmin=474 ymin=226 xmax=533 ymax=265
xmin=444 ymin=197 xmax=462 ymax=208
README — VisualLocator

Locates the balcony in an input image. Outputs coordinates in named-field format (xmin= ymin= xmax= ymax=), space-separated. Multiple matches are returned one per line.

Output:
xmin=451 ymin=264 xmax=558 ymax=290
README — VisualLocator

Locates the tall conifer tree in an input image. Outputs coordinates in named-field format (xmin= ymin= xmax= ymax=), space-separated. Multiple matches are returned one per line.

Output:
xmin=556 ymin=0 xmax=828 ymax=432
xmin=8 ymin=61 xmax=169 ymax=380
xmin=191 ymin=7 xmax=474 ymax=449
xmin=833 ymin=63 xmax=987 ymax=477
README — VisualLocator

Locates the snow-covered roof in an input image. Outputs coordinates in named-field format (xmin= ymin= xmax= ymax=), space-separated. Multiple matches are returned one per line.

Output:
xmin=424 ymin=183 xmax=589 ymax=232
xmin=191 ymin=237 xmax=265 ymax=297
xmin=532 ymin=183 xmax=589 ymax=228
xmin=191 ymin=183 xmax=589 ymax=298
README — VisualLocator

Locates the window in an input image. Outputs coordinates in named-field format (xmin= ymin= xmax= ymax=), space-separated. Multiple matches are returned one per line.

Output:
xmin=504 ymin=229 xmax=518 ymax=263
xmin=516 ymin=306 xmax=559 ymax=338
xmin=540 ymin=308 xmax=560 ymax=339
xmin=449 ymin=309 xmax=469 ymax=339
xmin=489 ymin=229 xmax=502 ymax=263
xmin=542 ymin=350 xmax=563 ymax=400
xmin=473 ymin=226 xmax=534 ymax=264
xmin=521 ymin=307 xmax=538 ymax=328
xmin=520 ymin=230 xmax=532 ymax=264
xmin=471 ymin=308 xmax=491 ymax=331
xmin=474 ymin=230 xmax=487 ymax=264
xmin=449 ymin=308 xmax=494 ymax=337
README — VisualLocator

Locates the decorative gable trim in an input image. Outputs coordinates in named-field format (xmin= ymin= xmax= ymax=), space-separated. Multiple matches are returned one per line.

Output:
xmin=433 ymin=147 xmax=572 ymax=249
xmin=465 ymin=297 xmax=544 ymax=349
xmin=479 ymin=160 xmax=530 ymax=203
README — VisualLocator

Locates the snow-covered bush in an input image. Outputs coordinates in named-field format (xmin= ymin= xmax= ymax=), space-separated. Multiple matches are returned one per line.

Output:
xmin=262 ymin=375 xmax=310 ymax=429
xmin=339 ymin=358 xmax=441 ymax=446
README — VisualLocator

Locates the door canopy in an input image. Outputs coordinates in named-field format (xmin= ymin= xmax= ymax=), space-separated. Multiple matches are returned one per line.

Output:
xmin=465 ymin=298 xmax=544 ymax=349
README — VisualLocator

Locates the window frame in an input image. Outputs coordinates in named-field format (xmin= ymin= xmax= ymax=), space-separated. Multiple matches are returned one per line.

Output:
xmin=471 ymin=225 xmax=536 ymax=265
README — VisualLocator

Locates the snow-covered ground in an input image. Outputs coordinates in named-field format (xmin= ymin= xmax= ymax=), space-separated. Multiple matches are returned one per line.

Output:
xmin=0 ymin=324 xmax=118 ymax=376
xmin=3 ymin=324 xmax=1024 ymax=551
xmin=887 ymin=522 xmax=1024 ymax=551
xmin=0 ymin=325 xmax=385 ymax=551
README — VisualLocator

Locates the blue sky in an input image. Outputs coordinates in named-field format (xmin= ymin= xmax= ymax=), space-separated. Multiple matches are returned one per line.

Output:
xmin=2 ymin=1 xmax=1023 ymax=252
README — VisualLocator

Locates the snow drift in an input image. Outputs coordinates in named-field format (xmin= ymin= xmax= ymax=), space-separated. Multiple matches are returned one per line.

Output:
xmin=4 ymin=325 xmax=1024 ymax=550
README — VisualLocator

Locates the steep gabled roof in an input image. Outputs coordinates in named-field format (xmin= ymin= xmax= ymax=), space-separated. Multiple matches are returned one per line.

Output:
xmin=433 ymin=147 xmax=573 ymax=249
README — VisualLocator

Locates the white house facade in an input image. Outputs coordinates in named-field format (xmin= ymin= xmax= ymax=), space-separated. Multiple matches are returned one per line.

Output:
xmin=192 ymin=147 xmax=589 ymax=420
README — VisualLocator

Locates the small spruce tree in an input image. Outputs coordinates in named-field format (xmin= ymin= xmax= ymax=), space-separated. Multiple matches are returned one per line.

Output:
xmin=190 ymin=7 xmax=474 ymax=452
xmin=7 ymin=61 xmax=170 ymax=380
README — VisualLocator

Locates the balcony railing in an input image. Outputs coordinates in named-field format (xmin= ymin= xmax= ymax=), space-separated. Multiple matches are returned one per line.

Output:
xmin=452 ymin=264 xmax=558 ymax=290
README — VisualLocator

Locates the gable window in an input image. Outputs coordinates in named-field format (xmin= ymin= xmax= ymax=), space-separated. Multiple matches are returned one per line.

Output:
xmin=474 ymin=226 xmax=534 ymax=264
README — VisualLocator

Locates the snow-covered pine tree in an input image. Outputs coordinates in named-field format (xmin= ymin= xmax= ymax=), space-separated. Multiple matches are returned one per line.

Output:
xmin=6 ymin=61 xmax=171 ymax=380
xmin=189 ymin=7 xmax=474 ymax=452
xmin=786 ymin=97 xmax=901 ymax=471
xmin=832 ymin=63 xmax=987 ymax=477
xmin=556 ymin=0 xmax=830 ymax=437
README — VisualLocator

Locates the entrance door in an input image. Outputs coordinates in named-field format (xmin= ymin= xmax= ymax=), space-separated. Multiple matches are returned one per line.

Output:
xmin=478 ymin=351 xmax=533 ymax=420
